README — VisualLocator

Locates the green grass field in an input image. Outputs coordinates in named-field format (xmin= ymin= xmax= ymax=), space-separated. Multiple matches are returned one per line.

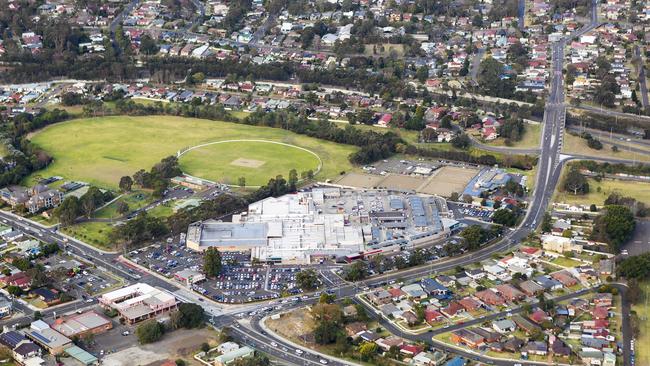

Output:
xmin=94 ymin=191 xmax=153 ymax=219
xmin=484 ymin=123 xmax=542 ymax=149
xmin=27 ymin=116 xmax=357 ymax=189
xmin=562 ymin=132 xmax=650 ymax=163
xmin=179 ymin=141 xmax=321 ymax=186
xmin=62 ymin=221 xmax=113 ymax=250
xmin=554 ymin=176 xmax=650 ymax=206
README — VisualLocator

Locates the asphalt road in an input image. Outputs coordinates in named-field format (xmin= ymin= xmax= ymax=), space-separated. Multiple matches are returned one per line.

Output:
xmin=468 ymin=134 xmax=541 ymax=155
xmin=634 ymin=46 xmax=649 ymax=109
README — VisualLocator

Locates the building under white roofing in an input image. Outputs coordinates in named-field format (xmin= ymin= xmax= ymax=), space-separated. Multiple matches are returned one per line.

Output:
xmin=99 ymin=283 xmax=178 ymax=324
xmin=187 ymin=189 xmax=364 ymax=264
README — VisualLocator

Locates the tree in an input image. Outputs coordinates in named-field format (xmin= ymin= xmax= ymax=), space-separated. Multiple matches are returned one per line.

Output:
xmin=176 ymin=303 xmax=205 ymax=328
xmin=7 ymin=286 xmax=22 ymax=297
xmin=139 ymin=35 xmax=159 ymax=55
xmin=119 ymin=176 xmax=133 ymax=192
xmin=54 ymin=196 xmax=81 ymax=226
xmin=618 ymin=253 xmax=650 ymax=279
xmin=416 ymin=66 xmax=429 ymax=83
xmin=541 ymin=212 xmax=552 ymax=233
xmin=238 ymin=176 xmax=246 ymax=188
xmin=451 ymin=133 xmax=471 ymax=149
xmin=117 ymin=201 xmax=130 ymax=215
xmin=296 ymin=269 xmax=320 ymax=291
xmin=492 ymin=208 xmax=518 ymax=226
xmin=478 ymin=57 xmax=515 ymax=98
xmin=231 ymin=355 xmax=270 ymax=366
xmin=288 ymin=169 xmax=298 ymax=192
xmin=344 ymin=261 xmax=368 ymax=281
xmin=0 ymin=345 xmax=13 ymax=362
xmin=461 ymin=225 xmax=488 ymax=250
xmin=203 ymin=247 xmax=223 ymax=278
xmin=319 ymin=292 xmax=336 ymax=304
xmin=136 ymin=320 xmax=165 ymax=344
xmin=358 ymin=341 xmax=378 ymax=361
xmin=563 ymin=167 xmax=589 ymax=195
xmin=592 ymin=205 xmax=635 ymax=253
xmin=81 ymin=194 xmax=97 ymax=218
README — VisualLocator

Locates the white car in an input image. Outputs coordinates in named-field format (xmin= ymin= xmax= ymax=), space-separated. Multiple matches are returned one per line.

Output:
xmin=295 ymin=349 xmax=303 ymax=355
xmin=319 ymin=359 xmax=328 ymax=365
xmin=270 ymin=342 xmax=278 ymax=347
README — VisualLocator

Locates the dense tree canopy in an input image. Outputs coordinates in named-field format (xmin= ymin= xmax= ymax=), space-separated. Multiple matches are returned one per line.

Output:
xmin=591 ymin=205 xmax=636 ymax=253
xmin=478 ymin=57 xmax=515 ymax=99
xmin=461 ymin=225 xmax=490 ymax=249
xmin=203 ymin=247 xmax=223 ymax=278
xmin=563 ymin=167 xmax=589 ymax=195
xmin=136 ymin=320 xmax=165 ymax=344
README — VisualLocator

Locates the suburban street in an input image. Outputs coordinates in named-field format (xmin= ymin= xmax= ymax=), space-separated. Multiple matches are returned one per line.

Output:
xmin=634 ymin=46 xmax=649 ymax=109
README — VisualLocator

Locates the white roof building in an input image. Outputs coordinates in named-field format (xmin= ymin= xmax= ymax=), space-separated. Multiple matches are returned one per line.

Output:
xmin=187 ymin=190 xmax=364 ymax=264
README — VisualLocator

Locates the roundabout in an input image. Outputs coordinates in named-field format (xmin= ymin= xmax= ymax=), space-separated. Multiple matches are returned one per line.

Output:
xmin=177 ymin=139 xmax=323 ymax=187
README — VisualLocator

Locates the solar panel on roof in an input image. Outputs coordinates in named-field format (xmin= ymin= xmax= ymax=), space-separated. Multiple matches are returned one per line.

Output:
xmin=30 ymin=331 xmax=51 ymax=344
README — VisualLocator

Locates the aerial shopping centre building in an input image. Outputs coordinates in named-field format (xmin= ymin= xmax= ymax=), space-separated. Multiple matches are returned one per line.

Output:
xmin=186 ymin=187 xmax=460 ymax=264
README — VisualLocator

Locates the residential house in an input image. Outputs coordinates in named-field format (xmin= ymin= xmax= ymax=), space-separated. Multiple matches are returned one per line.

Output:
xmin=529 ymin=309 xmax=551 ymax=324
xmin=474 ymin=290 xmax=505 ymax=306
xmin=464 ymin=269 xmax=485 ymax=280
xmin=387 ymin=287 xmax=406 ymax=301
xmin=375 ymin=336 xmax=404 ymax=351
xmin=379 ymin=303 xmax=402 ymax=318
xmin=593 ymin=293 xmax=613 ymax=307
xmin=551 ymin=271 xmax=578 ymax=287
xmin=400 ymin=344 xmax=424 ymax=356
xmin=533 ymin=275 xmax=563 ymax=291
xmin=523 ymin=341 xmax=548 ymax=356
xmin=495 ymin=284 xmax=526 ymax=302
xmin=368 ymin=290 xmax=392 ymax=305
xmin=550 ymin=335 xmax=571 ymax=357
xmin=402 ymin=284 xmax=427 ymax=299
xmin=0 ymin=295 xmax=12 ymax=318
xmin=503 ymin=337 xmax=524 ymax=352
xmin=0 ymin=272 xmax=31 ymax=290
xmin=518 ymin=280 xmax=544 ymax=296
xmin=420 ymin=278 xmax=451 ymax=299
xmin=450 ymin=329 xmax=485 ymax=348
xmin=458 ymin=297 xmax=481 ymax=312
xmin=413 ymin=350 xmax=447 ymax=366
xmin=424 ymin=307 xmax=445 ymax=325
xmin=345 ymin=322 xmax=367 ymax=338
xmin=593 ymin=306 xmax=609 ymax=320
xmin=511 ymin=315 xmax=541 ymax=334
xmin=398 ymin=311 xmax=419 ymax=326
xmin=441 ymin=301 xmax=465 ymax=318
xmin=13 ymin=341 xmax=42 ymax=364
xmin=31 ymin=288 xmax=60 ymax=306
xmin=492 ymin=319 xmax=516 ymax=333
